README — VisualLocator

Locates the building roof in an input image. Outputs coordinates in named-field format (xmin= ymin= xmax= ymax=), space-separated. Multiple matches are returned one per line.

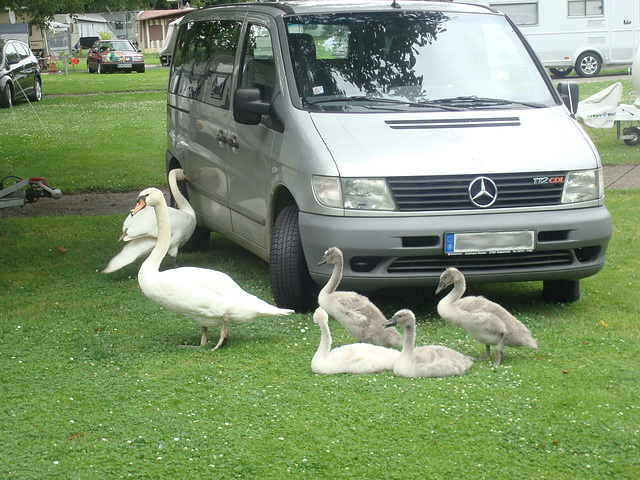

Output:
xmin=136 ymin=9 xmax=194 ymax=21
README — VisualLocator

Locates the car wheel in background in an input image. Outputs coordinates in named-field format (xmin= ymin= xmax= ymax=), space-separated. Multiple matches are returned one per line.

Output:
xmin=1 ymin=83 xmax=12 ymax=108
xmin=29 ymin=77 xmax=42 ymax=102
xmin=575 ymin=52 xmax=601 ymax=78
xmin=549 ymin=67 xmax=573 ymax=77
xmin=623 ymin=126 xmax=640 ymax=146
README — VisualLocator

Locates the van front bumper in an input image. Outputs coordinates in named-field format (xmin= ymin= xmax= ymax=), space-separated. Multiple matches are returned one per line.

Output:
xmin=299 ymin=206 xmax=611 ymax=290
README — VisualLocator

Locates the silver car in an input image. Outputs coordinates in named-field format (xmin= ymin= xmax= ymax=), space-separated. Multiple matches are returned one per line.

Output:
xmin=166 ymin=1 xmax=611 ymax=310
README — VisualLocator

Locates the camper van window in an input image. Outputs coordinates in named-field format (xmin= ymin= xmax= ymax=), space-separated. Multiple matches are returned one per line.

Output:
xmin=568 ymin=0 xmax=603 ymax=17
xmin=490 ymin=2 xmax=538 ymax=26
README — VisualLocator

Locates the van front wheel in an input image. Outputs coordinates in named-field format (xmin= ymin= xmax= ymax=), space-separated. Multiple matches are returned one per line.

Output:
xmin=543 ymin=279 xmax=580 ymax=303
xmin=270 ymin=205 xmax=318 ymax=312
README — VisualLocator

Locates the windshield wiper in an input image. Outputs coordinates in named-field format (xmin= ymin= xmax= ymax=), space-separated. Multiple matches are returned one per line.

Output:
xmin=307 ymin=96 xmax=463 ymax=111
xmin=433 ymin=96 xmax=546 ymax=109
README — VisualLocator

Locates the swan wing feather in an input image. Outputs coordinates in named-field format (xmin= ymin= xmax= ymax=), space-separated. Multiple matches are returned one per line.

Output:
xmin=102 ymin=237 xmax=157 ymax=273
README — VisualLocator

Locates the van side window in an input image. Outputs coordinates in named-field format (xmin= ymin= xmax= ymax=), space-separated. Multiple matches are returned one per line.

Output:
xmin=200 ymin=20 xmax=241 ymax=107
xmin=239 ymin=24 xmax=276 ymax=102
xmin=171 ymin=20 xmax=241 ymax=105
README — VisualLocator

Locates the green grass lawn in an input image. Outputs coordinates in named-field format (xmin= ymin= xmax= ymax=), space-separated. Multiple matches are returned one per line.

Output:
xmin=0 ymin=55 xmax=639 ymax=479
xmin=0 ymin=190 xmax=638 ymax=478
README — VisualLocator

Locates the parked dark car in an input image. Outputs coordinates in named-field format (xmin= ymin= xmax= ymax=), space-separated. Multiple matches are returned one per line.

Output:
xmin=79 ymin=36 xmax=100 ymax=50
xmin=87 ymin=39 xmax=145 ymax=74
xmin=0 ymin=39 xmax=42 ymax=108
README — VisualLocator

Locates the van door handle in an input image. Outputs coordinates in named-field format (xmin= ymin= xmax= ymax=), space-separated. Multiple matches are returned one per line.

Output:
xmin=227 ymin=135 xmax=239 ymax=150
xmin=216 ymin=130 xmax=227 ymax=145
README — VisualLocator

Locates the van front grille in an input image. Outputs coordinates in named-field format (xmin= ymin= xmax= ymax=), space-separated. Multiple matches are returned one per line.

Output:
xmin=387 ymin=250 xmax=573 ymax=274
xmin=387 ymin=172 xmax=566 ymax=212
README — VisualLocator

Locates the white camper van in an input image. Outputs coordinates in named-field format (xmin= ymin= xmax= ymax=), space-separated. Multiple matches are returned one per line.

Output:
xmin=471 ymin=0 xmax=640 ymax=77
xmin=159 ymin=18 xmax=180 ymax=67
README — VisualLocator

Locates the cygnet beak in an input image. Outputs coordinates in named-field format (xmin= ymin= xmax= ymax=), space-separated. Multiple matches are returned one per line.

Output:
xmin=383 ymin=317 xmax=398 ymax=329
xmin=435 ymin=281 xmax=448 ymax=295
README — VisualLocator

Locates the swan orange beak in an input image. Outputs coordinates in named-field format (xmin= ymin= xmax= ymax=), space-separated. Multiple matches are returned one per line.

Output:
xmin=131 ymin=194 xmax=148 ymax=216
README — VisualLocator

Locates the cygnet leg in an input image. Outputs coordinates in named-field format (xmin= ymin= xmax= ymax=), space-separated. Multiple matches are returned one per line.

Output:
xmin=494 ymin=331 xmax=509 ymax=367
xmin=472 ymin=344 xmax=491 ymax=362
xmin=171 ymin=256 xmax=179 ymax=268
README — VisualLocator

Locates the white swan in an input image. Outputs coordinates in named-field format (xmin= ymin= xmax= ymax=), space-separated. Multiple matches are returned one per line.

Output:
xmin=436 ymin=267 xmax=538 ymax=366
xmin=134 ymin=187 xmax=294 ymax=351
xmin=383 ymin=309 xmax=473 ymax=378
xmin=311 ymin=307 xmax=400 ymax=374
xmin=318 ymin=247 xmax=403 ymax=348
xmin=103 ymin=168 xmax=196 ymax=273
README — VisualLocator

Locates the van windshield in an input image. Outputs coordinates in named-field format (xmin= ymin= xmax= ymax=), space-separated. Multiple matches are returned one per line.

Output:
xmin=285 ymin=11 xmax=555 ymax=111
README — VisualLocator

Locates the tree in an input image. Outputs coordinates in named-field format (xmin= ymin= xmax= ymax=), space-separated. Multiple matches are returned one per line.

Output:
xmin=0 ymin=0 xmax=169 ymax=31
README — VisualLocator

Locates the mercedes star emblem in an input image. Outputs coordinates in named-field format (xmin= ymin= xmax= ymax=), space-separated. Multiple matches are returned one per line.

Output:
xmin=468 ymin=176 xmax=498 ymax=208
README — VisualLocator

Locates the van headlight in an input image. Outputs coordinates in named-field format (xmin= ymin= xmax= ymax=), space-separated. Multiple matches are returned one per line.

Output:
xmin=561 ymin=169 xmax=603 ymax=203
xmin=312 ymin=176 xmax=396 ymax=210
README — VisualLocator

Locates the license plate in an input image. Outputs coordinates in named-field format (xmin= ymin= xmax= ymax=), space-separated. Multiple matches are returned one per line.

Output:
xmin=445 ymin=230 xmax=535 ymax=255
xmin=117 ymin=63 xmax=132 ymax=68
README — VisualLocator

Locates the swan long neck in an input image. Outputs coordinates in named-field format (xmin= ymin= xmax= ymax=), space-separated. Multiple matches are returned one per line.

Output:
xmin=316 ymin=319 xmax=332 ymax=359
xmin=168 ymin=171 xmax=195 ymax=216
xmin=140 ymin=197 xmax=171 ymax=274
xmin=321 ymin=258 xmax=343 ymax=296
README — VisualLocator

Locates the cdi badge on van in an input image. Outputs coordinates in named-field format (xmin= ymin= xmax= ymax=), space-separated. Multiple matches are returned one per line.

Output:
xmin=166 ymin=1 xmax=611 ymax=311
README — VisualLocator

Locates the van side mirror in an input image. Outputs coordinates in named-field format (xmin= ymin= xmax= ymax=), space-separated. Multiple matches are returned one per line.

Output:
xmin=234 ymin=88 xmax=271 ymax=125
xmin=557 ymin=81 xmax=579 ymax=114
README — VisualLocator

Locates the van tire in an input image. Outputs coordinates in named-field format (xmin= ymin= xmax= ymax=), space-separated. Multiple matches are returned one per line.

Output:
xmin=575 ymin=52 xmax=601 ymax=78
xmin=270 ymin=205 xmax=318 ymax=311
xmin=543 ymin=279 xmax=580 ymax=303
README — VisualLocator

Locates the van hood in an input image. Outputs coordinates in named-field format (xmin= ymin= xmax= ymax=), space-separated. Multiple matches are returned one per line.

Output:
xmin=310 ymin=107 xmax=598 ymax=177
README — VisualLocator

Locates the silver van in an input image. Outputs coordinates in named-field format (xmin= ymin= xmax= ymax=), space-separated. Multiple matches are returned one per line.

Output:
xmin=166 ymin=1 xmax=611 ymax=311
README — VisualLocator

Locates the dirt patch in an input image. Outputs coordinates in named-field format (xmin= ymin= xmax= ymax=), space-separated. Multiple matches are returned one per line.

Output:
xmin=1 ymin=189 xmax=168 ymax=218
